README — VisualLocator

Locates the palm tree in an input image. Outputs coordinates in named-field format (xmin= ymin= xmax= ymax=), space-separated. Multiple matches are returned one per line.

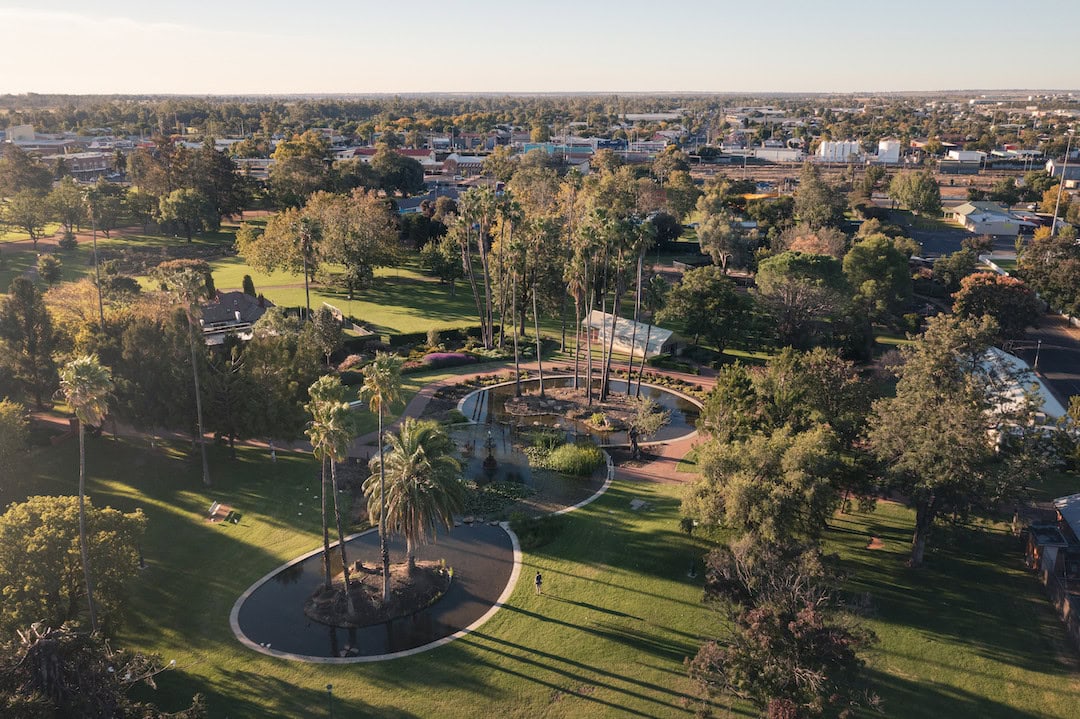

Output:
xmin=359 ymin=352 xmax=403 ymax=602
xmin=306 ymin=375 xmax=357 ymax=616
xmin=365 ymin=418 xmax=464 ymax=573
xmin=58 ymin=355 xmax=113 ymax=634
xmin=294 ymin=216 xmax=319 ymax=320
xmin=636 ymin=275 xmax=668 ymax=397
xmin=153 ymin=261 xmax=213 ymax=487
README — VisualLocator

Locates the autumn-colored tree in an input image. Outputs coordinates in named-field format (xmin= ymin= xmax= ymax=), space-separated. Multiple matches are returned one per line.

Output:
xmin=953 ymin=272 xmax=1041 ymax=340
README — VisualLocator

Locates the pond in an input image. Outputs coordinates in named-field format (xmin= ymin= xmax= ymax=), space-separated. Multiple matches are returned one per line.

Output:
xmin=232 ymin=524 xmax=515 ymax=661
xmin=457 ymin=376 xmax=700 ymax=446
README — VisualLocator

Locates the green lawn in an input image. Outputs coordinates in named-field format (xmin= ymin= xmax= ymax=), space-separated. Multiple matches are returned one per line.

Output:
xmin=827 ymin=502 xmax=1080 ymax=718
xmin=207 ymin=258 xmax=481 ymax=335
xmin=7 ymin=411 xmax=1080 ymax=717
xmin=985 ymin=258 xmax=1017 ymax=273
xmin=0 ymin=222 xmax=62 ymax=243
xmin=889 ymin=209 xmax=958 ymax=233
xmin=9 ymin=437 xmax=717 ymax=718
xmin=1 ymin=226 xmax=239 ymax=295
xmin=668 ymin=461 xmax=1080 ymax=717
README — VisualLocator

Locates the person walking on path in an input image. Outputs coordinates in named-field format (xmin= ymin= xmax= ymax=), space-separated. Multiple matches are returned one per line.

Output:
xmin=534 ymin=571 xmax=543 ymax=595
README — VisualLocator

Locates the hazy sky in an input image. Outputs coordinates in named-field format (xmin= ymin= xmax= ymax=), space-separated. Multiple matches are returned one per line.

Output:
xmin=2 ymin=0 xmax=1078 ymax=95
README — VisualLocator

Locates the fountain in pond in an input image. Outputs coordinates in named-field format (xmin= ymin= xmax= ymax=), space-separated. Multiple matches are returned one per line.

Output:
xmin=482 ymin=428 xmax=498 ymax=472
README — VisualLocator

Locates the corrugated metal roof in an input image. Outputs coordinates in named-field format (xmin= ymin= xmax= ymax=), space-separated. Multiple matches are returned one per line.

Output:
xmin=582 ymin=310 xmax=673 ymax=358
xmin=1054 ymin=494 xmax=1080 ymax=541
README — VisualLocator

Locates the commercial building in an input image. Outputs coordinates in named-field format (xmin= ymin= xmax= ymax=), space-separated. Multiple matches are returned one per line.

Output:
xmin=816 ymin=140 xmax=862 ymax=163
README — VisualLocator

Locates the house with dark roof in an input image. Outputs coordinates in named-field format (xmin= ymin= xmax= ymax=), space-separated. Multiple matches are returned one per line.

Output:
xmin=199 ymin=291 xmax=273 ymax=346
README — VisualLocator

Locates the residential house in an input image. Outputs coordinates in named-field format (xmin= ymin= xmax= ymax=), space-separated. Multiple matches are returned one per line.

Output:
xmin=199 ymin=291 xmax=273 ymax=346
xmin=951 ymin=202 xmax=1032 ymax=236
xmin=1046 ymin=158 xmax=1080 ymax=182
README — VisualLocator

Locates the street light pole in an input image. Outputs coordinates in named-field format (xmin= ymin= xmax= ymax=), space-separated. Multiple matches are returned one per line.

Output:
xmin=1035 ymin=339 xmax=1042 ymax=371
xmin=1051 ymin=130 xmax=1074 ymax=237
xmin=326 ymin=684 xmax=334 ymax=718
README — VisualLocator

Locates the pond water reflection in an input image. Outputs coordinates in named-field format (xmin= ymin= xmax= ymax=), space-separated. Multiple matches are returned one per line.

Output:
xmin=234 ymin=524 xmax=514 ymax=659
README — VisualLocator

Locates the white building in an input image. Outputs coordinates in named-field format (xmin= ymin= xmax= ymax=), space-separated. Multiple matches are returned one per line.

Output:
xmin=754 ymin=147 xmax=803 ymax=163
xmin=947 ymin=149 xmax=986 ymax=163
xmin=581 ymin=310 xmax=674 ymax=359
xmin=817 ymin=140 xmax=862 ymax=163
xmin=980 ymin=347 xmax=1067 ymax=423
xmin=6 ymin=124 xmax=34 ymax=142
xmin=951 ymin=202 xmax=1032 ymax=236
xmin=875 ymin=140 xmax=902 ymax=164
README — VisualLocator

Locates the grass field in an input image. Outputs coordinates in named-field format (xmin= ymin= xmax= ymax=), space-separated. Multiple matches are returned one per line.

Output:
xmin=662 ymin=459 xmax=1080 ymax=718
xmin=208 ymin=257 xmax=482 ymax=336
xmin=8 ymin=437 xmax=718 ymax=719
xmin=830 ymin=501 xmax=1080 ymax=718
xmin=0 ymin=225 xmax=237 ymax=294
xmin=8 ymin=428 xmax=1078 ymax=718
xmin=0 ymin=222 xmax=62 ymax=243
xmin=986 ymin=257 xmax=1017 ymax=273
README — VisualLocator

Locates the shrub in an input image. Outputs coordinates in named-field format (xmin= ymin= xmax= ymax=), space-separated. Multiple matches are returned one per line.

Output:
xmin=442 ymin=409 xmax=468 ymax=425
xmin=427 ymin=327 xmax=441 ymax=348
xmin=528 ymin=428 xmax=563 ymax=451
xmin=545 ymin=442 xmax=605 ymax=477
xmin=422 ymin=352 xmax=477 ymax=369
xmin=58 ymin=232 xmax=78 ymax=250
xmin=509 ymin=512 xmax=563 ymax=549
xmin=901 ymin=313 xmax=922 ymax=334
xmin=337 ymin=354 xmax=364 ymax=372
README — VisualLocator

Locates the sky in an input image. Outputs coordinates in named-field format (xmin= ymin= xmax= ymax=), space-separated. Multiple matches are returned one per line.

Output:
xmin=1 ymin=0 xmax=1078 ymax=95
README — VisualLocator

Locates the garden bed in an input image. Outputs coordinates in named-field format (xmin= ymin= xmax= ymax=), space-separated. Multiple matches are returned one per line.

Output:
xmin=304 ymin=560 xmax=451 ymax=628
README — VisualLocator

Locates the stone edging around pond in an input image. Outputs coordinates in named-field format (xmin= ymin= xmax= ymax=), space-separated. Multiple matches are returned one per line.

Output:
xmin=455 ymin=374 xmax=704 ymax=449
xmin=228 ymin=447 xmax=615 ymax=664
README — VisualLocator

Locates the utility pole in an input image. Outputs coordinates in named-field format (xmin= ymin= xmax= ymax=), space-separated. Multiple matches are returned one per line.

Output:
xmin=1051 ymin=130 xmax=1074 ymax=236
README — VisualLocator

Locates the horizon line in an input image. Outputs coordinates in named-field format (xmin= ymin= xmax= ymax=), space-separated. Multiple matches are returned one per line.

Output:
xmin=1 ymin=88 xmax=1079 ymax=99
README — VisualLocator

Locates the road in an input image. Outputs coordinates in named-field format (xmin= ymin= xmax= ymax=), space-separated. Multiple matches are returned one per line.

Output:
xmin=1011 ymin=315 xmax=1080 ymax=409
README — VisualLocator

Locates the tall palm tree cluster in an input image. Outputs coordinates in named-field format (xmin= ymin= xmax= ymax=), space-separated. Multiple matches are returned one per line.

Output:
xmin=448 ymin=164 xmax=669 ymax=407
xmin=58 ymin=348 xmax=466 ymax=630
xmin=307 ymin=352 xmax=465 ymax=611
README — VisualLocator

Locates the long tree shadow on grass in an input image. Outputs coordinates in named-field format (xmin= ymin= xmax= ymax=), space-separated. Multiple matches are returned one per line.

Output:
xmin=199 ymin=668 xmax=423 ymax=719
xmin=499 ymin=604 xmax=699 ymax=665
xmin=459 ymin=630 xmax=724 ymax=717
xmin=829 ymin=507 xmax=1080 ymax=680
xmin=863 ymin=665 xmax=1060 ymax=719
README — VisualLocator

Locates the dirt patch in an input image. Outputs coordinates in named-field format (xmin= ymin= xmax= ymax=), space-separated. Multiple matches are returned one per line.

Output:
xmin=304 ymin=560 xmax=451 ymax=628
xmin=866 ymin=536 xmax=885 ymax=550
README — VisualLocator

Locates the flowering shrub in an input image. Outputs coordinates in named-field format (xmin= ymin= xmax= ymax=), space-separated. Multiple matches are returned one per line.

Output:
xmin=402 ymin=352 xmax=480 ymax=373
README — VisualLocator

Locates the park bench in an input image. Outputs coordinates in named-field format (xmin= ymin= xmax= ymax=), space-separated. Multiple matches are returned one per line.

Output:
xmin=207 ymin=501 xmax=237 ymax=523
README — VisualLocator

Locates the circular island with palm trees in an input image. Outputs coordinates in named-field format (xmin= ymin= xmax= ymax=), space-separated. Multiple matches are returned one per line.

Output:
xmin=302 ymin=416 xmax=465 ymax=630
xmin=231 ymin=354 xmax=612 ymax=662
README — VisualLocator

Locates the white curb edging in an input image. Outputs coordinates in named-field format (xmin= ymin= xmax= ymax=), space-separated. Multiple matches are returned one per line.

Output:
xmin=229 ymin=449 xmax=615 ymax=663
xmin=455 ymin=374 xmax=703 ymax=448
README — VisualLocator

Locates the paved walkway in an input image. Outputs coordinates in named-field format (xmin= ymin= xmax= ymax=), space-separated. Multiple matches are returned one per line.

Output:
xmin=34 ymin=359 xmax=713 ymax=486
xmin=352 ymin=359 xmax=715 ymax=485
